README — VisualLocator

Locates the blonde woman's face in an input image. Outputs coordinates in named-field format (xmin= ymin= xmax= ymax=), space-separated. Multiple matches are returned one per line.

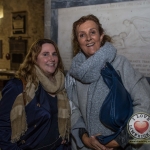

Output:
xmin=76 ymin=20 xmax=104 ymax=57
xmin=36 ymin=43 xmax=58 ymax=77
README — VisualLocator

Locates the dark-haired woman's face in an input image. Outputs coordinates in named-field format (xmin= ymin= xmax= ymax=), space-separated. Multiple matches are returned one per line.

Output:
xmin=76 ymin=20 xmax=104 ymax=57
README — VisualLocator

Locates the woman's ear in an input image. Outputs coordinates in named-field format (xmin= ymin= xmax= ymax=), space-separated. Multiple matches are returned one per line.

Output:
xmin=100 ymin=33 xmax=104 ymax=42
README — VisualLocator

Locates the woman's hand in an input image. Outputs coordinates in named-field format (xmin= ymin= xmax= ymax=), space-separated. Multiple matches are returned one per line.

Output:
xmin=105 ymin=140 xmax=119 ymax=148
xmin=61 ymin=140 xmax=66 ymax=144
xmin=94 ymin=134 xmax=119 ymax=148
xmin=82 ymin=133 xmax=112 ymax=150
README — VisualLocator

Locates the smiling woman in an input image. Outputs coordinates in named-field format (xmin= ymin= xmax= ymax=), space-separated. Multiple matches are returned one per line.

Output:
xmin=36 ymin=43 xmax=59 ymax=78
xmin=65 ymin=14 xmax=150 ymax=150
xmin=76 ymin=20 xmax=104 ymax=57
xmin=0 ymin=39 xmax=71 ymax=150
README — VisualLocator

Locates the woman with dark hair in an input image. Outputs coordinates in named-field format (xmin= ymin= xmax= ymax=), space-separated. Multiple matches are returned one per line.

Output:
xmin=65 ymin=14 xmax=150 ymax=150
xmin=0 ymin=39 xmax=70 ymax=150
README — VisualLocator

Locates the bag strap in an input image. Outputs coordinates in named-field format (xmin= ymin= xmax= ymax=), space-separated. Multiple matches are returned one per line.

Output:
xmin=20 ymin=78 xmax=27 ymax=106
xmin=101 ymin=62 xmax=123 ymax=88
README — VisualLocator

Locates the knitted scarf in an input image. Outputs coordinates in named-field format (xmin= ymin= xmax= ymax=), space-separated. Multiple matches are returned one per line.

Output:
xmin=10 ymin=65 xmax=70 ymax=143
xmin=66 ymin=42 xmax=117 ymax=135
xmin=69 ymin=42 xmax=117 ymax=83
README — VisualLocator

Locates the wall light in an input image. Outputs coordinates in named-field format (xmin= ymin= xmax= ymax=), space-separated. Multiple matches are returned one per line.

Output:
xmin=0 ymin=5 xmax=3 ymax=18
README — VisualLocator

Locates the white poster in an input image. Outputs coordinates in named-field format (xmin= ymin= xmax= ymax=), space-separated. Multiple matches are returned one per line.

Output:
xmin=58 ymin=0 xmax=150 ymax=77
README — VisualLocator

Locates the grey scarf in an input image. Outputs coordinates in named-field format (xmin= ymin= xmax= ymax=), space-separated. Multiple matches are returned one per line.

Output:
xmin=69 ymin=42 xmax=116 ymax=83
xmin=66 ymin=42 xmax=117 ymax=135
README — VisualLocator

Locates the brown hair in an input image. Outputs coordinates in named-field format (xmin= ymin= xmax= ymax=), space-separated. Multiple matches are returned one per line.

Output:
xmin=15 ymin=39 xmax=64 ymax=86
xmin=72 ymin=14 xmax=112 ymax=56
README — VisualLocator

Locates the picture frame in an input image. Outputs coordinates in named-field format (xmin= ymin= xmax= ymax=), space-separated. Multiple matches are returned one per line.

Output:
xmin=12 ymin=11 xmax=26 ymax=34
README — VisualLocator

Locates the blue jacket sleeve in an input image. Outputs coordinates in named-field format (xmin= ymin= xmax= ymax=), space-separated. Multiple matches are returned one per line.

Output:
xmin=0 ymin=78 xmax=22 ymax=150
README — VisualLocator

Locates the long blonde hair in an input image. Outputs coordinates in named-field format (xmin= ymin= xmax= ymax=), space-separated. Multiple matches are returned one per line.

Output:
xmin=72 ymin=14 xmax=112 ymax=56
xmin=15 ymin=39 xmax=64 ymax=87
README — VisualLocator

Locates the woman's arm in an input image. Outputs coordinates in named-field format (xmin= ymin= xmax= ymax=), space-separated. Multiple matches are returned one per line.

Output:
xmin=111 ymin=55 xmax=150 ymax=148
xmin=68 ymin=86 xmax=87 ymax=148
xmin=81 ymin=133 xmax=115 ymax=150
xmin=66 ymin=74 xmax=109 ymax=149
xmin=113 ymin=55 xmax=150 ymax=114
xmin=0 ymin=79 xmax=22 ymax=150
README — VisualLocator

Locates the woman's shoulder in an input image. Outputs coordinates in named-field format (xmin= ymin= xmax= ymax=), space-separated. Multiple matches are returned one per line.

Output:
xmin=114 ymin=54 xmax=129 ymax=63
xmin=112 ymin=54 xmax=132 ymax=69
xmin=1 ymin=78 xmax=23 ymax=95
xmin=0 ymin=78 xmax=23 ymax=110
xmin=4 ymin=78 xmax=22 ymax=88
xmin=112 ymin=54 xmax=144 ymax=89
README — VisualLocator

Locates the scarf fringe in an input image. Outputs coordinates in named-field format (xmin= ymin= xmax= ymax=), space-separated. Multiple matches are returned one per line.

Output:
xmin=11 ymin=114 xmax=28 ymax=143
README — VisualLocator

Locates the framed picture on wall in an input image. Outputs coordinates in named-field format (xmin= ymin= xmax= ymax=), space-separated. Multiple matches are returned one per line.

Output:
xmin=0 ymin=40 xmax=2 ymax=58
xmin=12 ymin=11 xmax=26 ymax=34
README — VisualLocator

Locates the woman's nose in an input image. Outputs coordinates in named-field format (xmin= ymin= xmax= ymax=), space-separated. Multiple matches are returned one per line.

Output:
xmin=48 ymin=55 xmax=54 ymax=61
xmin=86 ymin=34 xmax=91 ymax=41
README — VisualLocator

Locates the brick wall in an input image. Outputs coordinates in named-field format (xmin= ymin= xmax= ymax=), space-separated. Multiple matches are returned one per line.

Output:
xmin=0 ymin=0 xmax=44 ymax=70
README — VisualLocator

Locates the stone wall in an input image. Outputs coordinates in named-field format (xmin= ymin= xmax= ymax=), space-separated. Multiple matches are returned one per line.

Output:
xmin=50 ymin=0 xmax=138 ymax=43
xmin=0 ymin=0 xmax=44 ymax=70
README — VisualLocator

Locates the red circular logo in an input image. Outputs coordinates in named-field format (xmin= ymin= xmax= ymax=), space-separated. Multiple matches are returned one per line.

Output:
xmin=128 ymin=112 xmax=150 ymax=139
